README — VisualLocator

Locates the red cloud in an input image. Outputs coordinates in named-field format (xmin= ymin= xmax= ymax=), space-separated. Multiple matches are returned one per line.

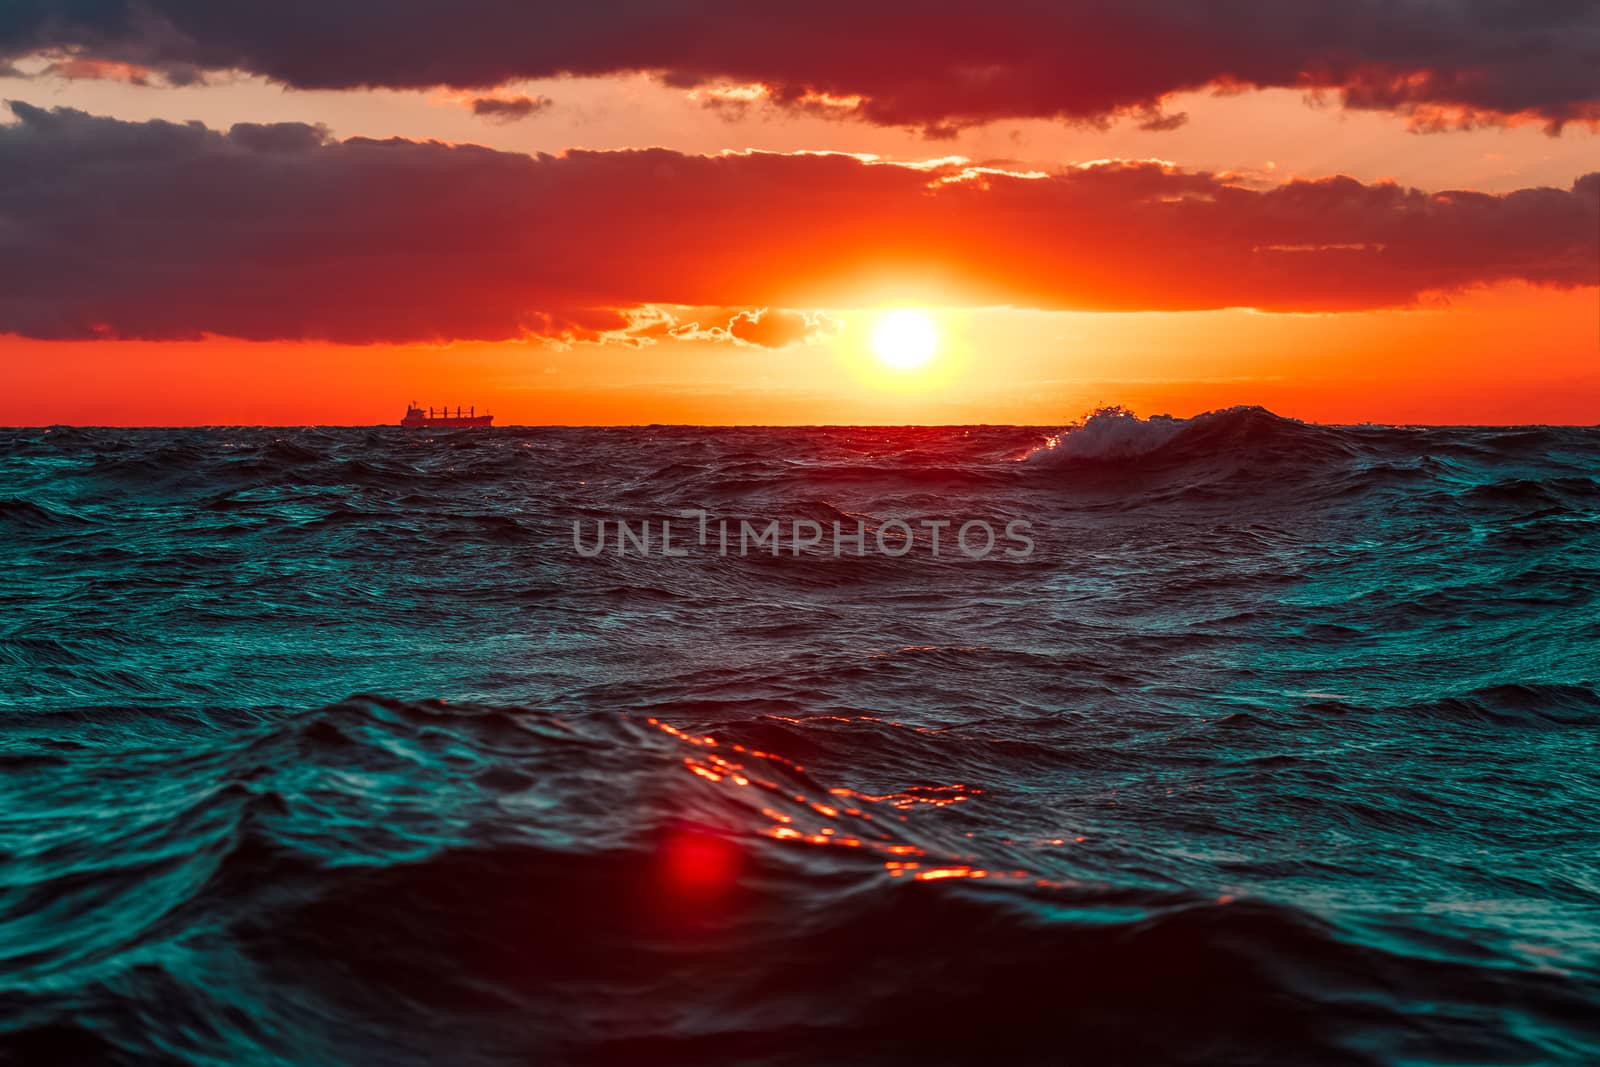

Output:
xmin=0 ymin=104 xmax=1594 ymax=344
xmin=2 ymin=3 xmax=1597 ymax=131
xmin=726 ymin=309 xmax=844 ymax=349
xmin=38 ymin=55 xmax=154 ymax=85
xmin=533 ymin=306 xmax=839 ymax=349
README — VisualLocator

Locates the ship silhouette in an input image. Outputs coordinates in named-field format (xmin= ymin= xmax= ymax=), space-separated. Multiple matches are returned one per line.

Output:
xmin=400 ymin=402 xmax=493 ymax=428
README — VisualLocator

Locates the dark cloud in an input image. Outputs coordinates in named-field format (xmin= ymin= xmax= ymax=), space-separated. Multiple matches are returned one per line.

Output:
xmin=0 ymin=104 xmax=1593 ymax=344
xmin=468 ymin=94 xmax=549 ymax=122
xmin=0 ymin=2 xmax=1596 ymax=131
xmin=1135 ymin=109 xmax=1189 ymax=133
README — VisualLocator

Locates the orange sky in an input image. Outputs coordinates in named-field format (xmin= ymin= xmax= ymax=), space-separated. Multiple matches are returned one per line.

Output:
xmin=0 ymin=37 xmax=1596 ymax=425
xmin=5 ymin=284 xmax=1593 ymax=426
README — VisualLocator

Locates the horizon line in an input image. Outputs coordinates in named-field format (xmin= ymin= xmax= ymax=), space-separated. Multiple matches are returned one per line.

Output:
xmin=8 ymin=419 xmax=1599 ymax=431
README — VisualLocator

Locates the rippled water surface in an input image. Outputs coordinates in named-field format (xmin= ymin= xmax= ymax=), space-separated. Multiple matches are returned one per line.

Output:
xmin=2 ymin=408 xmax=1598 ymax=1065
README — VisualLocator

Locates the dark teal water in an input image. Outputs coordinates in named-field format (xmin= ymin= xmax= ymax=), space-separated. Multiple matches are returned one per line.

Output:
xmin=2 ymin=408 xmax=1598 ymax=1065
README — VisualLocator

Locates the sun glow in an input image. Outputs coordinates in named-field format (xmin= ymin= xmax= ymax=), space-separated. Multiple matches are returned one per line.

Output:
xmin=871 ymin=309 xmax=939 ymax=370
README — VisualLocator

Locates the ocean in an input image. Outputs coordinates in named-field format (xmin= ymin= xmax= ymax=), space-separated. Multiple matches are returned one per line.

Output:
xmin=2 ymin=406 xmax=1597 ymax=1065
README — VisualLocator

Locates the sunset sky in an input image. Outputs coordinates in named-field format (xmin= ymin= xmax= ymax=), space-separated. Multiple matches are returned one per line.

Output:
xmin=0 ymin=3 xmax=1596 ymax=425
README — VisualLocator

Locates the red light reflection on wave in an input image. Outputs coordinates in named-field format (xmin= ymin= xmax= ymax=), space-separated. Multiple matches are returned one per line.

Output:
xmin=645 ymin=715 xmax=1068 ymax=891
xmin=659 ymin=826 xmax=742 ymax=896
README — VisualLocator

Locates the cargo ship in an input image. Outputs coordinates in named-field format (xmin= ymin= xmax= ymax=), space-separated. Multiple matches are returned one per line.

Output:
xmin=400 ymin=402 xmax=493 ymax=428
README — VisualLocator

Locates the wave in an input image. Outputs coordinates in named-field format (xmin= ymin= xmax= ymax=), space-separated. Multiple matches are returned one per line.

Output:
xmin=0 ymin=497 xmax=90 ymax=532
xmin=1035 ymin=406 xmax=1320 ymax=461
xmin=1407 ymin=682 xmax=1600 ymax=727
xmin=1018 ymin=407 xmax=1366 ymax=505
xmin=3 ymin=697 xmax=1598 ymax=1065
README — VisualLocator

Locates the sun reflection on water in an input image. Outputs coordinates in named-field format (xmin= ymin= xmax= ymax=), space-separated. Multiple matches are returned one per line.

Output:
xmin=645 ymin=715 xmax=1069 ymax=891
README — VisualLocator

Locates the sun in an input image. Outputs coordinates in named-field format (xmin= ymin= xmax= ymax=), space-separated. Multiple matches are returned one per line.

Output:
xmin=871 ymin=309 xmax=939 ymax=370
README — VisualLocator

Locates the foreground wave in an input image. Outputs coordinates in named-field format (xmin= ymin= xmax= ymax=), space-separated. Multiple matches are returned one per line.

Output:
xmin=6 ymin=696 xmax=1598 ymax=1066
xmin=2 ymin=408 xmax=1598 ymax=1065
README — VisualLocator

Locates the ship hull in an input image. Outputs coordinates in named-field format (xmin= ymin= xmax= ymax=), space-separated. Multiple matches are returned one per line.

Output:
xmin=400 ymin=415 xmax=494 ymax=428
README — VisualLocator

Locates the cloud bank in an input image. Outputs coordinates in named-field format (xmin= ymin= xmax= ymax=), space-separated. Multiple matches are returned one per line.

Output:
xmin=0 ymin=104 xmax=1593 ymax=344
xmin=1 ymin=2 xmax=1597 ymax=131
